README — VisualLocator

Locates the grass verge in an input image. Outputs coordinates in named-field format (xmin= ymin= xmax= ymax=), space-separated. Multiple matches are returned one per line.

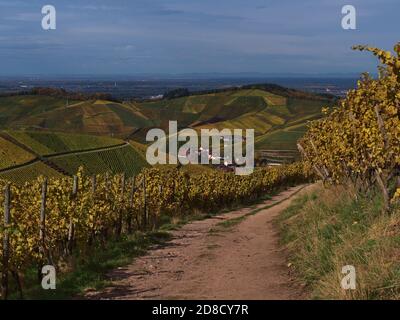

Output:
xmin=276 ymin=182 xmax=400 ymax=299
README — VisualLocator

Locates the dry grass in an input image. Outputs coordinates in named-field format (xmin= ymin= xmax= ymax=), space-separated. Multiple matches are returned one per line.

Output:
xmin=277 ymin=182 xmax=400 ymax=300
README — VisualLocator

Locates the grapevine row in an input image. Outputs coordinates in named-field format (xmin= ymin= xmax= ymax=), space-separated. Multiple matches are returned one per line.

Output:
xmin=298 ymin=43 xmax=400 ymax=211
xmin=0 ymin=163 xmax=308 ymax=298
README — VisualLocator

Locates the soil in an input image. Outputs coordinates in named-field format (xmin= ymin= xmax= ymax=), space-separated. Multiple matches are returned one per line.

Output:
xmin=86 ymin=184 xmax=315 ymax=300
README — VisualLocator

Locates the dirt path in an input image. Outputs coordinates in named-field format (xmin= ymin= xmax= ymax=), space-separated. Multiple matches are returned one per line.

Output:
xmin=86 ymin=184 xmax=315 ymax=300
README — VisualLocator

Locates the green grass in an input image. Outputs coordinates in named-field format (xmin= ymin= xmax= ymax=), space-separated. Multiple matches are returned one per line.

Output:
xmin=128 ymin=140 xmax=147 ymax=156
xmin=276 ymin=183 xmax=400 ymax=300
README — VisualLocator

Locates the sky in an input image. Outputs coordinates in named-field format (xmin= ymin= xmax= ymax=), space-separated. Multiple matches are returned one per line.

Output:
xmin=0 ymin=0 xmax=398 ymax=76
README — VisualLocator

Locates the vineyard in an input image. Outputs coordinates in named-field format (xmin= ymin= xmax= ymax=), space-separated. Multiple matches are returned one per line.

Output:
xmin=6 ymin=131 xmax=121 ymax=156
xmin=0 ymin=133 xmax=149 ymax=184
xmin=298 ymin=43 xmax=400 ymax=211
xmin=0 ymin=86 xmax=332 ymax=150
xmin=0 ymin=95 xmax=77 ymax=127
xmin=0 ymin=162 xmax=63 ymax=185
xmin=0 ymin=137 xmax=35 ymax=170
xmin=49 ymin=144 xmax=149 ymax=177
xmin=0 ymin=163 xmax=308 ymax=298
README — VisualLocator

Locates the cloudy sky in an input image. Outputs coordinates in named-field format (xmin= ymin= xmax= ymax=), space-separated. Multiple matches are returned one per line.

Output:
xmin=0 ymin=0 xmax=398 ymax=75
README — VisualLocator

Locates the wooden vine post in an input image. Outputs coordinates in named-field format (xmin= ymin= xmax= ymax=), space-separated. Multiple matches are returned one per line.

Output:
xmin=88 ymin=175 xmax=97 ymax=245
xmin=117 ymin=173 xmax=125 ymax=235
xmin=128 ymin=175 xmax=136 ymax=233
xmin=39 ymin=178 xmax=52 ymax=264
xmin=156 ymin=184 xmax=163 ymax=229
xmin=2 ymin=184 xmax=11 ymax=300
xmin=39 ymin=179 xmax=47 ymax=250
xmin=143 ymin=174 xmax=147 ymax=229
xmin=91 ymin=175 xmax=97 ymax=194
xmin=68 ymin=175 xmax=78 ymax=254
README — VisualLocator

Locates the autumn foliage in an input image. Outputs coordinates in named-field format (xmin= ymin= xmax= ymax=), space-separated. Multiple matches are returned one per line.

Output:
xmin=0 ymin=163 xmax=308 ymax=296
xmin=298 ymin=43 xmax=400 ymax=210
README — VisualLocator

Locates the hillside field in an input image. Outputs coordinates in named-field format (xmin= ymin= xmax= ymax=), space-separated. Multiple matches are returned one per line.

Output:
xmin=139 ymin=88 xmax=329 ymax=147
xmin=0 ymin=87 xmax=334 ymax=150
xmin=0 ymin=85 xmax=335 ymax=183
xmin=0 ymin=130 xmax=149 ymax=184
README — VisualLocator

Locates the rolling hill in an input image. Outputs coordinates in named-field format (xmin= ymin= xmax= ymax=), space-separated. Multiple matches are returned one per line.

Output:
xmin=0 ymin=84 xmax=335 ymax=182
xmin=0 ymin=86 xmax=334 ymax=147
xmin=136 ymin=86 xmax=334 ymax=149
xmin=0 ymin=95 xmax=79 ymax=127
xmin=0 ymin=96 xmax=154 ymax=136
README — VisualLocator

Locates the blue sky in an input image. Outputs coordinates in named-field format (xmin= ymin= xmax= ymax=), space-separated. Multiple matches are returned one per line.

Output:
xmin=0 ymin=0 xmax=398 ymax=75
